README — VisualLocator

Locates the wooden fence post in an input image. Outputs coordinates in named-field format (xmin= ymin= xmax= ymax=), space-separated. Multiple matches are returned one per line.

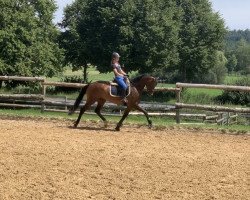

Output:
xmin=65 ymin=96 xmax=67 ymax=111
xmin=41 ymin=83 xmax=46 ymax=113
xmin=176 ymin=88 xmax=181 ymax=124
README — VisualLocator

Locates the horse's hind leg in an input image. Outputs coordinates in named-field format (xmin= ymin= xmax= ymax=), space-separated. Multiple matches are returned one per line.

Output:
xmin=94 ymin=99 xmax=108 ymax=127
xmin=73 ymin=100 xmax=94 ymax=128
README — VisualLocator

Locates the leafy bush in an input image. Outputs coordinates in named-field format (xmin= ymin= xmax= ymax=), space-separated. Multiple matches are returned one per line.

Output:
xmin=61 ymin=75 xmax=83 ymax=83
xmin=181 ymin=88 xmax=217 ymax=104
xmin=4 ymin=80 xmax=28 ymax=89
xmin=3 ymin=81 xmax=41 ymax=94
xmin=55 ymin=75 xmax=83 ymax=93
xmin=216 ymin=77 xmax=250 ymax=106
xmin=141 ymin=91 xmax=176 ymax=102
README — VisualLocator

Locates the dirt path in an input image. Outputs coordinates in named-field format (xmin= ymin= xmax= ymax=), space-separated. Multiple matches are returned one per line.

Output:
xmin=0 ymin=118 xmax=249 ymax=200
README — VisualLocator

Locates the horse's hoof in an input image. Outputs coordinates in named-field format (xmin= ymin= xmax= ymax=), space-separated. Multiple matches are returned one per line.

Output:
xmin=104 ymin=121 xmax=108 ymax=128
xmin=68 ymin=110 xmax=74 ymax=115
xmin=73 ymin=122 xmax=78 ymax=128
xmin=148 ymin=120 xmax=152 ymax=129
xmin=148 ymin=123 xmax=152 ymax=129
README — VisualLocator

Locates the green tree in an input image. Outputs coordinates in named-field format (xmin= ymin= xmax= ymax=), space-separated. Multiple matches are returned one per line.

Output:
xmin=225 ymin=29 xmax=250 ymax=49
xmin=60 ymin=0 xmax=181 ymax=82
xmin=58 ymin=0 xmax=89 ymax=82
xmin=211 ymin=51 xmax=227 ymax=84
xmin=174 ymin=0 xmax=226 ymax=83
xmin=0 ymin=0 xmax=64 ymax=78
xmin=60 ymin=0 xmax=226 ymax=83
xmin=226 ymin=53 xmax=237 ymax=73
xmin=234 ymin=39 xmax=250 ymax=74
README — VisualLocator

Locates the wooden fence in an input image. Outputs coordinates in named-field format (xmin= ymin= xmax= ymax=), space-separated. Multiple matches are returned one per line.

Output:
xmin=175 ymin=82 xmax=250 ymax=124
xmin=0 ymin=75 xmax=178 ymax=114
xmin=0 ymin=76 xmax=249 ymax=125
xmin=0 ymin=76 xmax=45 ymax=106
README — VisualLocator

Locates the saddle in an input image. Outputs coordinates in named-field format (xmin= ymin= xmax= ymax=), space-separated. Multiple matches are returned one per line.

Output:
xmin=109 ymin=78 xmax=130 ymax=97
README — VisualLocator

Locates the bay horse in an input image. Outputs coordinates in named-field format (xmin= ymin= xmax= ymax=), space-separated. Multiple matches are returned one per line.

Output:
xmin=69 ymin=75 xmax=157 ymax=131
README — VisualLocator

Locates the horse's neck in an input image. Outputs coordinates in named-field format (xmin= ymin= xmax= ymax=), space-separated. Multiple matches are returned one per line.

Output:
xmin=133 ymin=81 xmax=146 ymax=94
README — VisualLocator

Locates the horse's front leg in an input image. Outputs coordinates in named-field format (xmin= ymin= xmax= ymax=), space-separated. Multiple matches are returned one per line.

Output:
xmin=115 ymin=108 xmax=130 ymax=131
xmin=134 ymin=104 xmax=152 ymax=128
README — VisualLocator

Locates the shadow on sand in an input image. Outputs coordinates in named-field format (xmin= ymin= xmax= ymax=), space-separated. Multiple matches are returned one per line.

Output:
xmin=68 ymin=125 xmax=117 ymax=132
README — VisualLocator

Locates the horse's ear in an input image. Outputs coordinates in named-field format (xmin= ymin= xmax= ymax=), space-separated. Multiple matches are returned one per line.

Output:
xmin=154 ymin=77 xmax=159 ymax=82
xmin=150 ymin=77 xmax=157 ymax=82
xmin=154 ymin=77 xmax=160 ymax=84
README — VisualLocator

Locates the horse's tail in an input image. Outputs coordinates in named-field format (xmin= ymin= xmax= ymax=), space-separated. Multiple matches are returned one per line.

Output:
xmin=68 ymin=84 xmax=90 ymax=115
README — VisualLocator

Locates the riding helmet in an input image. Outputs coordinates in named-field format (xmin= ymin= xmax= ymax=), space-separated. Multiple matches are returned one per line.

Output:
xmin=112 ymin=52 xmax=120 ymax=58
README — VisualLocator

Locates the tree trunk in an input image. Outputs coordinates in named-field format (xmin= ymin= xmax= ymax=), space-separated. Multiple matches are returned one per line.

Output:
xmin=182 ymin=65 xmax=187 ymax=82
xmin=83 ymin=64 xmax=88 ymax=83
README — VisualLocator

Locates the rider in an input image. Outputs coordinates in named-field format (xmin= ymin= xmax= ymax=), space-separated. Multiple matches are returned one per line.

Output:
xmin=111 ymin=52 xmax=128 ymax=105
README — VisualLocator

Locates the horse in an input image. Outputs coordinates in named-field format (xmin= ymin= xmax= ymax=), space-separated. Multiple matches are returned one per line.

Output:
xmin=69 ymin=75 xmax=157 ymax=131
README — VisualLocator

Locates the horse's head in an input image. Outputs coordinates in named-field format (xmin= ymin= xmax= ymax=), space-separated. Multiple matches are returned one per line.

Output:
xmin=131 ymin=75 xmax=157 ymax=95
xmin=145 ymin=76 xmax=157 ymax=95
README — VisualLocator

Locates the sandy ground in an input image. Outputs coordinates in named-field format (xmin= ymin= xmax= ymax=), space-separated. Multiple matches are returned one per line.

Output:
xmin=0 ymin=118 xmax=249 ymax=200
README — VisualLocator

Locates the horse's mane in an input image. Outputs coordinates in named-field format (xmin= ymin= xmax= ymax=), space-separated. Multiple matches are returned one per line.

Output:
xmin=131 ymin=74 xmax=148 ymax=84
xmin=97 ymin=80 xmax=110 ymax=84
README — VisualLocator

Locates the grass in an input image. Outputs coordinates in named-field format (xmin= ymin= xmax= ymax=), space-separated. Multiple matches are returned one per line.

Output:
xmin=45 ymin=66 xmax=217 ymax=103
xmin=181 ymin=88 xmax=223 ymax=104
xmin=224 ymin=74 xmax=249 ymax=84
xmin=0 ymin=69 xmax=248 ymax=105
xmin=48 ymin=66 xmax=117 ymax=82
xmin=2 ymin=66 xmax=247 ymax=88
xmin=0 ymin=108 xmax=249 ymax=134
xmin=0 ymin=108 xmax=176 ymax=126
xmin=1 ymin=69 xmax=249 ymax=133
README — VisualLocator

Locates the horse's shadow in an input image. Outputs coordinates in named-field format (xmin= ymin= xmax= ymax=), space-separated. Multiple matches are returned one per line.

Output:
xmin=68 ymin=125 xmax=116 ymax=132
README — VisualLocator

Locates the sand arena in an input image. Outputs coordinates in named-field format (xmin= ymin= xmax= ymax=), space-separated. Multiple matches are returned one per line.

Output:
xmin=0 ymin=118 xmax=249 ymax=200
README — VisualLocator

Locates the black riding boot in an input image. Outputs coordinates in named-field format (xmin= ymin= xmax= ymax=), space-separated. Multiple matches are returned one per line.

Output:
xmin=121 ymin=89 xmax=128 ymax=106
